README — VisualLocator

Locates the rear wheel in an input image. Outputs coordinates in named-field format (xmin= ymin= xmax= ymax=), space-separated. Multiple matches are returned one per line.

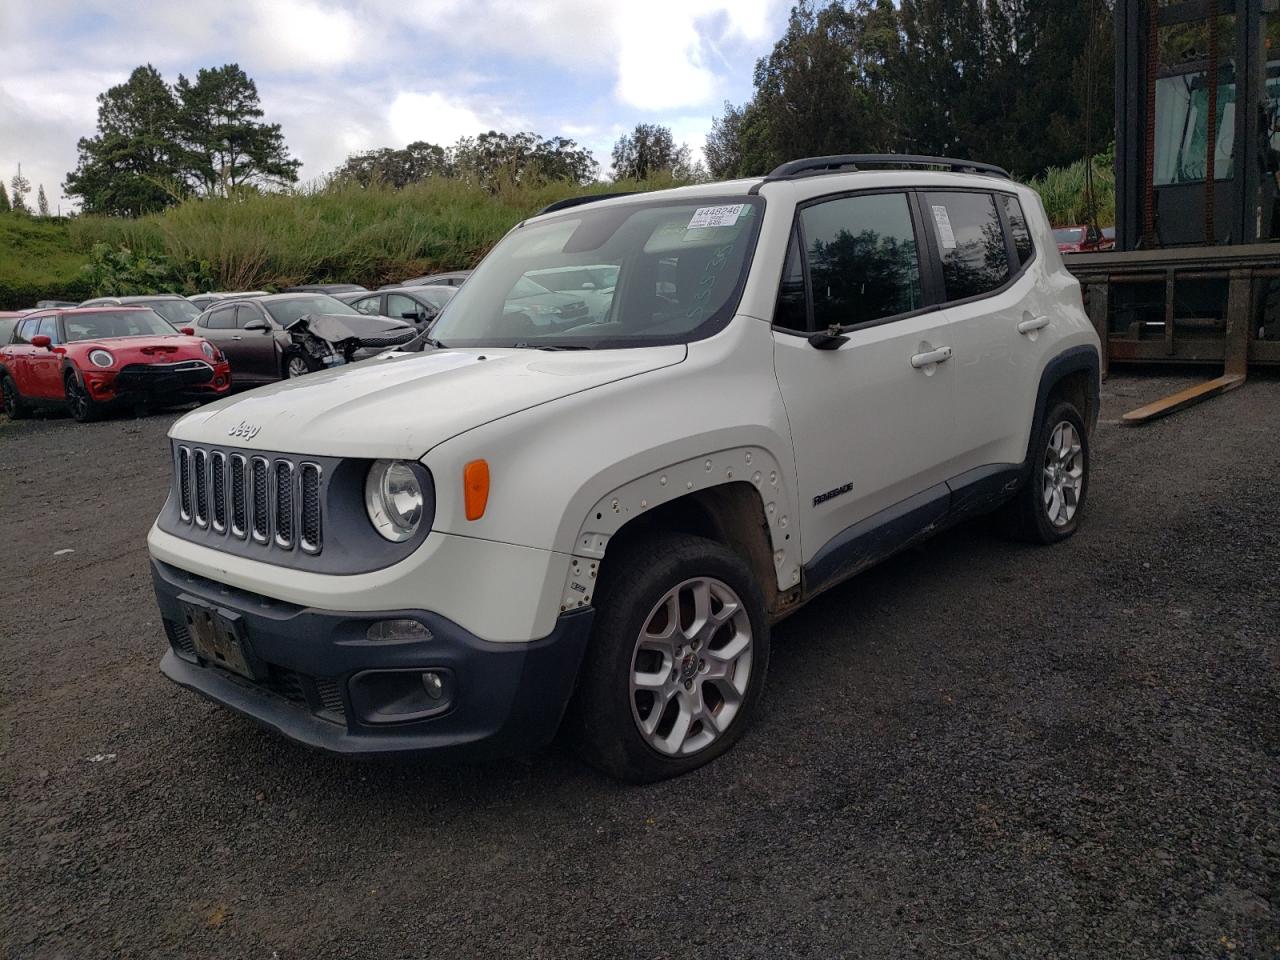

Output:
xmin=567 ymin=533 xmax=770 ymax=783
xmin=65 ymin=371 xmax=102 ymax=423
xmin=1000 ymin=400 xmax=1089 ymax=544
xmin=1 ymin=374 xmax=31 ymax=419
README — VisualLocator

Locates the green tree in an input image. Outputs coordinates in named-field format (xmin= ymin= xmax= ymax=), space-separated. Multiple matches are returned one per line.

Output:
xmin=333 ymin=141 xmax=449 ymax=187
xmin=10 ymin=165 xmax=31 ymax=214
xmin=449 ymin=131 xmax=597 ymax=190
xmin=175 ymin=65 xmax=300 ymax=197
xmin=0 ymin=180 xmax=11 ymax=213
xmin=610 ymin=124 xmax=698 ymax=180
xmin=64 ymin=65 xmax=187 ymax=216
xmin=37 ymin=185 xmax=49 ymax=217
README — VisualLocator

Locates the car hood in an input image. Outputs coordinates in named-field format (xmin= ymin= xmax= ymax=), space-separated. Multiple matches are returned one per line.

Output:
xmin=168 ymin=344 xmax=687 ymax=459
xmin=71 ymin=335 xmax=210 ymax=360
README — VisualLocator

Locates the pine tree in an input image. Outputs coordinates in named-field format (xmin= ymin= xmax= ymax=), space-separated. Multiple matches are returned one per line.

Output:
xmin=0 ymin=181 xmax=10 ymax=213
xmin=37 ymin=184 xmax=49 ymax=217
xmin=10 ymin=165 xmax=31 ymax=214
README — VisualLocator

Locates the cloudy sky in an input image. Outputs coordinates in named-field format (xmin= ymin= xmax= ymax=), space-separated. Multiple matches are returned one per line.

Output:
xmin=0 ymin=0 xmax=791 ymax=211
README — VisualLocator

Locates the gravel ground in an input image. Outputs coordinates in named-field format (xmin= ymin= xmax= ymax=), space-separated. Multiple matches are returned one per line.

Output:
xmin=2 ymin=372 xmax=1277 ymax=960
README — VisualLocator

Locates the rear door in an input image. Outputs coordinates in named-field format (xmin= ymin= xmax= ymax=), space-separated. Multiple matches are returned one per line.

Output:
xmin=925 ymin=190 xmax=1046 ymax=474
xmin=196 ymin=304 xmax=245 ymax=377
xmin=3 ymin=316 xmax=40 ymax=393
xmin=771 ymin=190 xmax=963 ymax=586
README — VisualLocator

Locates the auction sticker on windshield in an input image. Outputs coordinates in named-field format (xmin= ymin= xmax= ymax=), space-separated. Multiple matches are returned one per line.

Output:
xmin=688 ymin=205 xmax=746 ymax=229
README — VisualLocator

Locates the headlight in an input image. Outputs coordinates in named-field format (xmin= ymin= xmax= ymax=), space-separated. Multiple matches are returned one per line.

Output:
xmin=89 ymin=349 xmax=114 ymax=368
xmin=365 ymin=460 xmax=424 ymax=542
xmin=200 ymin=340 xmax=217 ymax=360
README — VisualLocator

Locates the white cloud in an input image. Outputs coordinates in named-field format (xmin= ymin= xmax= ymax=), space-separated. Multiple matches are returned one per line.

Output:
xmin=388 ymin=91 xmax=509 ymax=146
xmin=247 ymin=0 xmax=367 ymax=69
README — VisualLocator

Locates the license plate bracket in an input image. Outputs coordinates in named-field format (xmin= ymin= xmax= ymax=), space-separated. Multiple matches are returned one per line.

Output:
xmin=179 ymin=596 xmax=260 ymax=680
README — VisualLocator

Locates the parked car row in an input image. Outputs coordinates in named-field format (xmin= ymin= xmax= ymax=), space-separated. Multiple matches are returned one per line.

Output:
xmin=0 ymin=271 xmax=476 ymax=422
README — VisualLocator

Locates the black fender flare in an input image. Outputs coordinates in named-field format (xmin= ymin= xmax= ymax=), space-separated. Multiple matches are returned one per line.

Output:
xmin=1021 ymin=345 xmax=1100 ymax=471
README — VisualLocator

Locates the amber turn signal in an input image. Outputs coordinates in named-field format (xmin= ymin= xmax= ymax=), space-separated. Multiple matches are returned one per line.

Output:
xmin=463 ymin=459 xmax=490 ymax=521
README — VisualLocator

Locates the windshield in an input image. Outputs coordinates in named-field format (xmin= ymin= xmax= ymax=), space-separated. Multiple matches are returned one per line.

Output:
xmin=1053 ymin=228 xmax=1085 ymax=243
xmin=263 ymin=295 xmax=359 ymax=326
xmin=64 ymin=310 xmax=180 ymax=341
xmin=140 ymin=299 xmax=200 ymax=326
xmin=428 ymin=197 xmax=763 ymax=349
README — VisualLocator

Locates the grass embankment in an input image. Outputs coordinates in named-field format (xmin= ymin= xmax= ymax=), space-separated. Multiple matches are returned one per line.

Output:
xmin=0 ymin=158 xmax=1115 ymax=309
xmin=0 ymin=176 xmax=672 ymax=308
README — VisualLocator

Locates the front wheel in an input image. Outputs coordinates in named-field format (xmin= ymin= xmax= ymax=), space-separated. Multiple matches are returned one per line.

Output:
xmin=65 ymin=372 xmax=102 ymax=423
xmin=567 ymin=533 xmax=770 ymax=783
xmin=1000 ymin=400 xmax=1089 ymax=543
xmin=283 ymin=350 xmax=319 ymax=379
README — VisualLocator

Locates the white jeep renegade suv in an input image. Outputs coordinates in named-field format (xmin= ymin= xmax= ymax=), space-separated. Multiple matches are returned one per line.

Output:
xmin=148 ymin=155 xmax=1100 ymax=782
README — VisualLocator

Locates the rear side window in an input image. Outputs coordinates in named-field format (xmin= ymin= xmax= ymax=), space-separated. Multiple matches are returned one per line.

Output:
xmin=1000 ymin=195 xmax=1034 ymax=266
xmin=13 ymin=318 xmax=36 ymax=344
xmin=799 ymin=192 xmax=922 ymax=329
xmin=925 ymin=192 xmax=1010 ymax=301
xmin=203 ymin=306 xmax=236 ymax=330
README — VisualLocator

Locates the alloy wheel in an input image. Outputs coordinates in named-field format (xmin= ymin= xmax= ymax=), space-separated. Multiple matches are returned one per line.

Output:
xmin=1042 ymin=420 xmax=1084 ymax=527
xmin=66 ymin=377 xmax=88 ymax=420
xmin=286 ymin=356 xmax=311 ymax=379
xmin=629 ymin=576 xmax=754 ymax=757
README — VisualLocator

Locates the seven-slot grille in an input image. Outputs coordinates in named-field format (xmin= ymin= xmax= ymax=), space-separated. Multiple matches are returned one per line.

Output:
xmin=176 ymin=445 xmax=322 ymax=555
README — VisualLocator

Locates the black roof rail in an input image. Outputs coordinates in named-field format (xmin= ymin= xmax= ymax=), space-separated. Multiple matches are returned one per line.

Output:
xmin=762 ymin=154 xmax=1011 ymax=182
xmin=535 ymin=192 xmax=637 ymax=217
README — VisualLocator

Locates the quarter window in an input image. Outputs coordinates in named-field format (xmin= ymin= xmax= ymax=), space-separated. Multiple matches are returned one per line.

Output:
xmin=773 ymin=231 xmax=808 ymax=331
xmin=800 ymin=192 xmax=922 ymax=329
xmin=14 ymin=318 xmax=37 ymax=344
xmin=1000 ymin=195 xmax=1034 ymax=267
xmin=925 ymin=191 xmax=1011 ymax=301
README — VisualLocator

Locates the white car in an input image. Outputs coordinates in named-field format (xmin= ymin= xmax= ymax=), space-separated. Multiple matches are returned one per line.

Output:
xmin=147 ymin=155 xmax=1100 ymax=782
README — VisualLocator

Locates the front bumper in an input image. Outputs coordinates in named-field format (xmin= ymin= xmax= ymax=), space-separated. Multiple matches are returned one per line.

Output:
xmin=94 ymin=361 xmax=231 ymax=403
xmin=152 ymin=559 xmax=593 ymax=758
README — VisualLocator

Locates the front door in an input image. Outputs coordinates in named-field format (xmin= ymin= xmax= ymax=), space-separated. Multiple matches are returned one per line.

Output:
xmin=29 ymin=315 xmax=66 ymax=399
xmin=770 ymin=191 xmax=962 ymax=589
xmin=233 ymin=303 xmax=281 ymax=381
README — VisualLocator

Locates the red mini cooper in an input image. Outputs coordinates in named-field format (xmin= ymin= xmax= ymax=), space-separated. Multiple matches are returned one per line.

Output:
xmin=0 ymin=306 xmax=232 ymax=422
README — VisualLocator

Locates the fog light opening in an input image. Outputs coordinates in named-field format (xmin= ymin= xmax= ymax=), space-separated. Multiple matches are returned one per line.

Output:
xmin=366 ymin=619 xmax=432 ymax=643
xmin=422 ymin=671 xmax=444 ymax=700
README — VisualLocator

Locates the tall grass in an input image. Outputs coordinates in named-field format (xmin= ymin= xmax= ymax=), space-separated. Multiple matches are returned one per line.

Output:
xmin=1027 ymin=152 xmax=1115 ymax=228
xmin=65 ymin=176 xmax=676 ymax=294
xmin=0 ymin=160 xmax=1114 ymax=308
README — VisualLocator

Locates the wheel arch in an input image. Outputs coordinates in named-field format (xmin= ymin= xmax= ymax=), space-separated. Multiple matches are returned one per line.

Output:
xmin=1024 ymin=345 xmax=1100 ymax=469
xmin=564 ymin=448 xmax=803 ymax=620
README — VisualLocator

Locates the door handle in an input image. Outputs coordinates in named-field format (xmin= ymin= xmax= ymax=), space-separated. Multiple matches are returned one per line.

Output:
xmin=231 ymin=335 xmax=243 ymax=341
xmin=910 ymin=346 xmax=952 ymax=368
xmin=1017 ymin=315 xmax=1050 ymax=335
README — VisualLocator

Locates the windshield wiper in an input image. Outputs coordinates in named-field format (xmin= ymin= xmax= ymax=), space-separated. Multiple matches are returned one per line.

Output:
xmin=520 ymin=343 xmax=590 ymax=351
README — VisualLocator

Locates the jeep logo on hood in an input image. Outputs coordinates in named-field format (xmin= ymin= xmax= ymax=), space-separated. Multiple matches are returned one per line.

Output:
xmin=227 ymin=421 xmax=262 ymax=440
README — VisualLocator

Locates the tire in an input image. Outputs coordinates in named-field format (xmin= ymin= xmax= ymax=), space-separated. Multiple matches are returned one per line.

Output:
xmin=65 ymin=371 xmax=102 ymax=423
xmin=282 ymin=350 xmax=319 ymax=379
xmin=1 ymin=374 xmax=31 ymax=419
xmin=567 ymin=532 xmax=770 ymax=783
xmin=1000 ymin=400 xmax=1089 ymax=544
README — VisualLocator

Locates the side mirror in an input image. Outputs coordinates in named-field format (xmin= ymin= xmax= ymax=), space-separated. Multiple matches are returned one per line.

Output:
xmin=401 ymin=311 xmax=421 ymax=321
xmin=31 ymin=335 xmax=52 ymax=349
xmin=243 ymin=319 xmax=270 ymax=332
xmin=179 ymin=326 xmax=195 ymax=336
xmin=807 ymin=325 xmax=848 ymax=351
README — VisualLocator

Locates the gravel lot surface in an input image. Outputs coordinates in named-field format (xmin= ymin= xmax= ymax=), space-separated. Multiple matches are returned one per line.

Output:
xmin=2 ymin=372 xmax=1277 ymax=960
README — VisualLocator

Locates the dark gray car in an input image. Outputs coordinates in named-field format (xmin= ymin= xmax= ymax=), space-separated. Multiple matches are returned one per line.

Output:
xmin=194 ymin=293 xmax=412 ymax=384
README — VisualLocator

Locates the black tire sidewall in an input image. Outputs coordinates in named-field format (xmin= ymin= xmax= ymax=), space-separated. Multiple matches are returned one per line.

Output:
xmin=571 ymin=533 xmax=770 ymax=783
xmin=65 ymin=371 xmax=98 ymax=423
xmin=1028 ymin=401 xmax=1089 ymax=542
xmin=2 ymin=374 xmax=29 ymax=418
